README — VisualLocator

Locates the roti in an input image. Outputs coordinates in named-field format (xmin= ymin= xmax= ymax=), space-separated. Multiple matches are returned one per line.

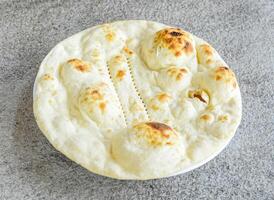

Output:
xmin=33 ymin=20 xmax=242 ymax=180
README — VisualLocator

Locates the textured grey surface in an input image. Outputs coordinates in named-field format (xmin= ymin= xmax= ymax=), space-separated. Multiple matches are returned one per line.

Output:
xmin=0 ymin=0 xmax=274 ymax=199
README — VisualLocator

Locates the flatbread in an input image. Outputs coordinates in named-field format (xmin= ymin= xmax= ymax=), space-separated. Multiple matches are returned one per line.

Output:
xmin=33 ymin=20 xmax=242 ymax=180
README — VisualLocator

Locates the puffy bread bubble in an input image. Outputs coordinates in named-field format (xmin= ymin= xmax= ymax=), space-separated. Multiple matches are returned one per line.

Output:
xmin=38 ymin=73 xmax=56 ymax=91
xmin=141 ymin=28 xmax=197 ymax=71
xmin=198 ymin=113 xmax=235 ymax=139
xmin=61 ymin=58 xmax=101 ymax=91
xmin=78 ymin=83 xmax=123 ymax=128
xmin=112 ymin=122 xmax=185 ymax=177
xmin=147 ymin=93 xmax=174 ymax=125
xmin=84 ymin=24 xmax=127 ymax=58
xmin=196 ymin=44 xmax=226 ymax=69
xmin=157 ymin=66 xmax=191 ymax=93
xmin=193 ymin=66 xmax=238 ymax=104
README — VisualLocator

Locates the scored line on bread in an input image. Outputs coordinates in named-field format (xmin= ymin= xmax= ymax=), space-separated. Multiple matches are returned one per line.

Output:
xmin=105 ymin=61 xmax=128 ymax=126
xmin=124 ymin=50 xmax=151 ymax=122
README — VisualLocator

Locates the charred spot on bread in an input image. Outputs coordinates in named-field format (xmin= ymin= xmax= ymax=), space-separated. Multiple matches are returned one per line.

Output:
xmin=145 ymin=122 xmax=172 ymax=132
xmin=169 ymin=31 xmax=183 ymax=37
xmin=188 ymin=89 xmax=210 ymax=104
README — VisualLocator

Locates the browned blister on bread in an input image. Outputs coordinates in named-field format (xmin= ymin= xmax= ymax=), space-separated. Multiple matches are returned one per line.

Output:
xmin=196 ymin=44 xmax=226 ymax=69
xmin=154 ymin=28 xmax=194 ymax=57
xmin=193 ymin=66 xmax=238 ymax=104
xmin=112 ymin=121 xmax=185 ymax=176
xmin=141 ymin=28 xmax=197 ymax=72
xmin=68 ymin=58 xmax=91 ymax=72
xmin=133 ymin=122 xmax=178 ymax=147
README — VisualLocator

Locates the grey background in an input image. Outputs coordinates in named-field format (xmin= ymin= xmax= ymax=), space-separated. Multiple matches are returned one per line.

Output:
xmin=0 ymin=0 xmax=273 ymax=199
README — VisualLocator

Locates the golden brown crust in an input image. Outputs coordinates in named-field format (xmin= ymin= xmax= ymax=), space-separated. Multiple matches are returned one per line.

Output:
xmin=123 ymin=47 xmax=133 ymax=55
xmin=157 ymin=93 xmax=171 ymax=102
xmin=133 ymin=122 xmax=177 ymax=147
xmin=68 ymin=59 xmax=91 ymax=72
xmin=116 ymin=70 xmax=126 ymax=81
xmin=188 ymin=89 xmax=210 ymax=104
xmin=214 ymin=66 xmax=237 ymax=88
xmin=99 ymin=102 xmax=107 ymax=112
xmin=199 ymin=44 xmax=214 ymax=56
xmin=89 ymin=90 xmax=103 ymax=100
xmin=199 ymin=114 xmax=214 ymax=123
xmin=167 ymin=67 xmax=188 ymax=81
xmin=105 ymin=32 xmax=116 ymax=42
xmin=196 ymin=44 xmax=218 ymax=66
xmin=79 ymin=86 xmax=109 ymax=114
xmin=200 ymin=114 xmax=210 ymax=121
xmin=154 ymin=28 xmax=194 ymax=57
xmin=114 ymin=55 xmax=123 ymax=62
xmin=81 ymin=88 xmax=104 ymax=103
xmin=102 ymin=24 xmax=116 ymax=42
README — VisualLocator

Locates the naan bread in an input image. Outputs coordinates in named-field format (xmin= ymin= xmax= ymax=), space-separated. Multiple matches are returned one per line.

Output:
xmin=33 ymin=20 xmax=242 ymax=180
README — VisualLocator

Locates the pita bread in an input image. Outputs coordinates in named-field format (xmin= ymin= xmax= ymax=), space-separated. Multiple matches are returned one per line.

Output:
xmin=33 ymin=20 xmax=242 ymax=180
